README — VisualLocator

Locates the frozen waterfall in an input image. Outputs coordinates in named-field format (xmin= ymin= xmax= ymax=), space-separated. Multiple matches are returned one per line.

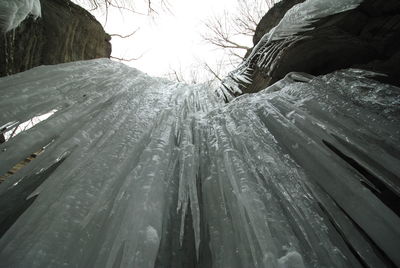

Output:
xmin=0 ymin=59 xmax=399 ymax=267
xmin=1 ymin=0 xmax=400 ymax=266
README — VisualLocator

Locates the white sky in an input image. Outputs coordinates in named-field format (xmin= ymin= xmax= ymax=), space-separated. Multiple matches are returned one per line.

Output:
xmin=74 ymin=0 xmax=256 ymax=81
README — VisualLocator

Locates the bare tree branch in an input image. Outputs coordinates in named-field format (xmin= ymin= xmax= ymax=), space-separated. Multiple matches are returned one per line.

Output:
xmin=110 ymin=52 xmax=144 ymax=62
xmin=110 ymin=28 xmax=139 ymax=38
xmin=77 ymin=0 xmax=169 ymax=15
xmin=7 ymin=125 xmax=19 ymax=140
xmin=202 ymin=0 xmax=278 ymax=60
xmin=107 ymin=2 xmax=147 ymax=15
xmin=203 ymin=62 xmax=222 ymax=82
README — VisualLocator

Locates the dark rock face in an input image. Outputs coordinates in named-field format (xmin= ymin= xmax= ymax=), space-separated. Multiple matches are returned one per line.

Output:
xmin=242 ymin=0 xmax=400 ymax=93
xmin=0 ymin=0 xmax=112 ymax=77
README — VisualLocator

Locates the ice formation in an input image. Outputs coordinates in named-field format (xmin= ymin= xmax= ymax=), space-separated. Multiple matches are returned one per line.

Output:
xmin=267 ymin=0 xmax=363 ymax=41
xmin=0 ymin=0 xmax=41 ymax=32
xmin=220 ymin=0 xmax=363 ymax=98
xmin=1 ymin=0 xmax=399 ymax=267
xmin=0 ymin=59 xmax=399 ymax=267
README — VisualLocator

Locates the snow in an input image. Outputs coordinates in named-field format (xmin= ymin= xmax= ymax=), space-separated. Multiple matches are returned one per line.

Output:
xmin=0 ymin=0 xmax=41 ymax=32
xmin=0 ymin=59 xmax=399 ymax=267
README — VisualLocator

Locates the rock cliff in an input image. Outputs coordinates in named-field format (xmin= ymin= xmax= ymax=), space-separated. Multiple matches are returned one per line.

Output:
xmin=239 ymin=0 xmax=400 ymax=94
xmin=0 ymin=0 xmax=111 ymax=77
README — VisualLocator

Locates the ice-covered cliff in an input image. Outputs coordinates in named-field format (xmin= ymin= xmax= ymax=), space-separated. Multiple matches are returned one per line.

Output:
xmin=226 ymin=0 xmax=400 ymax=96
xmin=0 ymin=58 xmax=399 ymax=268
xmin=0 ymin=0 xmax=399 ymax=267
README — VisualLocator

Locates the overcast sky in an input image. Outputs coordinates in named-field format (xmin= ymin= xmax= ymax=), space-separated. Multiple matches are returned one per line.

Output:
xmin=74 ymin=0 xmax=256 ymax=81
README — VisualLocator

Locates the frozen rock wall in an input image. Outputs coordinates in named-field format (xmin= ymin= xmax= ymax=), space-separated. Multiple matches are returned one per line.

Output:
xmin=228 ymin=0 xmax=400 ymax=96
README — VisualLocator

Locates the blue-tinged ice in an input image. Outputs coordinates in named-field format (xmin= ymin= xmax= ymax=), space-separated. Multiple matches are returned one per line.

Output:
xmin=0 ymin=59 xmax=399 ymax=267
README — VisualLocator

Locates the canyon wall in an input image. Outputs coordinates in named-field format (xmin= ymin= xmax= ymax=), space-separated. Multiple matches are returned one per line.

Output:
xmin=0 ymin=0 xmax=111 ymax=77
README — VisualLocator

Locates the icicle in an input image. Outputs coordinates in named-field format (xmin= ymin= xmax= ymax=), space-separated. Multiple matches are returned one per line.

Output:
xmin=0 ymin=58 xmax=399 ymax=267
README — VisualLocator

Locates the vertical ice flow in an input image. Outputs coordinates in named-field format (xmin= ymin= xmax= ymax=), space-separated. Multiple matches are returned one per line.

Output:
xmin=0 ymin=59 xmax=399 ymax=267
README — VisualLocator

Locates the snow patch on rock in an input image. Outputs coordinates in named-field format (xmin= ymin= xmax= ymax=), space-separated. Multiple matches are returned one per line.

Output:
xmin=0 ymin=0 xmax=41 ymax=32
